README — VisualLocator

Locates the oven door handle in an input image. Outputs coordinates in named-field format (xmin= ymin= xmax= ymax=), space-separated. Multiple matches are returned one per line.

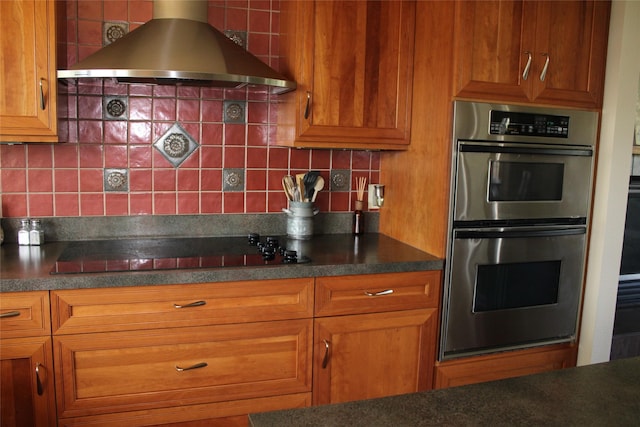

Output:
xmin=454 ymin=227 xmax=586 ymax=239
xmin=459 ymin=143 xmax=592 ymax=157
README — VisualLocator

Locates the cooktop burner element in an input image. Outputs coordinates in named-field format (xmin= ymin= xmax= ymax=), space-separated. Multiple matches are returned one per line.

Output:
xmin=50 ymin=234 xmax=311 ymax=275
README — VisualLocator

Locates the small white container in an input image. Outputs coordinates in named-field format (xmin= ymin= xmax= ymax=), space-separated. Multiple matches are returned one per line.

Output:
xmin=18 ymin=219 xmax=31 ymax=245
xmin=29 ymin=219 xmax=44 ymax=245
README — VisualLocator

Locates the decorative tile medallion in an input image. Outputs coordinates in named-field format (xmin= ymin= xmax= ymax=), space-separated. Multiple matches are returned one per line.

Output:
xmin=103 ymin=22 xmax=129 ymax=46
xmin=104 ymin=169 xmax=129 ymax=192
xmin=223 ymin=100 xmax=246 ymax=124
xmin=104 ymin=96 xmax=128 ymax=120
xmin=224 ymin=30 xmax=247 ymax=48
xmin=153 ymin=123 xmax=199 ymax=168
xmin=330 ymin=169 xmax=351 ymax=192
xmin=223 ymin=168 xmax=245 ymax=192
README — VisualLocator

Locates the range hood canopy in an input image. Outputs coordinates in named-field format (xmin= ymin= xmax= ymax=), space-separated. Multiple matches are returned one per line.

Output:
xmin=57 ymin=0 xmax=296 ymax=94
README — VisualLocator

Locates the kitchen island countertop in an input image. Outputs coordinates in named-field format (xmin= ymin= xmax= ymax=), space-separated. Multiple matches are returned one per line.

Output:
xmin=249 ymin=356 xmax=640 ymax=426
xmin=0 ymin=233 xmax=442 ymax=292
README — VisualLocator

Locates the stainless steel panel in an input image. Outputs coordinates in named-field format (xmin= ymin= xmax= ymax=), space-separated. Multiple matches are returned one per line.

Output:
xmin=441 ymin=226 xmax=586 ymax=360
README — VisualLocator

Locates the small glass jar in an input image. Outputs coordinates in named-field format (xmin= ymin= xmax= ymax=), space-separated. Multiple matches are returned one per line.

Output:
xmin=18 ymin=219 xmax=31 ymax=245
xmin=353 ymin=200 xmax=364 ymax=235
xmin=29 ymin=219 xmax=44 ymax=246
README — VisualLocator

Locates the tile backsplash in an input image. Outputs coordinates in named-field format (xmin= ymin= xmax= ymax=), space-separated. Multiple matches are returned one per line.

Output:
xmin=0 ymin=0 xmax=380 ymax=219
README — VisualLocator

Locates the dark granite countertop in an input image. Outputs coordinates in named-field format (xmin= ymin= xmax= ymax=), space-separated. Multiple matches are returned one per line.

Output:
xmin=0 ymin=233 xmax=442 ymax=292
xmin=249 ymin=356 xmax=640 ymax=426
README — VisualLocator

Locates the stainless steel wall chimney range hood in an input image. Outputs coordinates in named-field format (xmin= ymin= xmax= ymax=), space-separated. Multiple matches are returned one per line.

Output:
xmin=57 ymin=0 xmax=296 ymax=94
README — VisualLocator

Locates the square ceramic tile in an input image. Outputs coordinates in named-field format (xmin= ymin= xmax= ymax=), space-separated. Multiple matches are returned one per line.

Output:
xmin=224 ymin=30 xmax=247 ymax=48
xmin=330 ymin=169 xmax=351 ymax=192
xmin=223 ymin=168 xmax=245 ymax=192
xmin=104 ymin=96 xmax=128 ymax=120
xmin=104 ymin=169 xmax=129 ymax=192
xmin=223 ymin=100 xmax=246 ymax=123
xmin=103 ymin=21 xmax=128 ymax=45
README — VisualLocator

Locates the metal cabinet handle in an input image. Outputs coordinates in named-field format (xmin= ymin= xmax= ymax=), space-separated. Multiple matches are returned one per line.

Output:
xmin=175 ymin=362 xmax=208 ymax=372
xmin=39 ymin=78 xmax=46 ymax=110
xmin=173 ymin=300 xmax=206 ymax=309
xmin=364 ymin=289 xmax=394 ymax=297
xmin=522 ymin=51 xmax=532 ymax=80
xmin=304 ymin=91 xmax=311 ymax=119
xmin=35 ymin=363 xmax=44 ymax=396
xmin=539 ymin=53 xmax=550 ymax=82
xmin=321 ymin=339 xmax=330 ymax=369
xmin=0 ymin=311 xmax=21 ymax=319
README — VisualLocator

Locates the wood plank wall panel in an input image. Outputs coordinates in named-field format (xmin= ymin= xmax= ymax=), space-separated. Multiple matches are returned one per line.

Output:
xmin=379 ymin=1 xmax=455 ymax=257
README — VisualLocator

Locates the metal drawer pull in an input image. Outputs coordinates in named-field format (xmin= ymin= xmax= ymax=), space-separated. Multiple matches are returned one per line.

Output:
xmin=35 ymin=363 xmax=44 ymax=396
xmin=173 ymin=300 xmax=206 ymax=309
xmin=522 ymin=51 xmax=532 ymax=80
xmin=39 ymin=78 xmax=46 ymax=110
xmin=364 ymin=289 xmax=394 ymax=297
xmin=540 ymin=53 xmax=550 ymax=82
xmin=175 ymin=362 xmax=208 ymax=372
xmin=304 ymin=91 xmax=311 ymax=119
xmin=0 ymin=311 xmax=21 ymax=319
xmin=321 ymin=339 xmax=330 ymax=369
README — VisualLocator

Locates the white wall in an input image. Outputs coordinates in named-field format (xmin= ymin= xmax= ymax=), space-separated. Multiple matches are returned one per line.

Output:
xmin=578 ymin=0 xmax=640 ymax=365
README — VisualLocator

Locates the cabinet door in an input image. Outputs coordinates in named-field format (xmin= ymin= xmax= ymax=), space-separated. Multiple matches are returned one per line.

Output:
xmin=313 ymin=308 xmax=437 ymax=405
xmin=529 ymin=0 xmax=610 ymax=108
xmin=54 ymin=320 xmax=312 ymax=419
xmin=0 ymin=0 xmax=58 ymax=142
xmin=453 ymin=0 xmax=536 ymax=103
xmin=0 ymin=336 xmax=57 ymax=427
xmin=279 ymin=0 xmax=415 ymax=149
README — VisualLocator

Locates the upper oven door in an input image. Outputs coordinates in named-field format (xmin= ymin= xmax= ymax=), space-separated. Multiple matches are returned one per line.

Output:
xmin=453 ymin=141 xmax=594 ymax=223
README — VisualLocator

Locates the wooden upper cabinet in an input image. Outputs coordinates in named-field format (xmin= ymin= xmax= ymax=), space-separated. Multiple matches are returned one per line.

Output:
xmin=453 ymin=0 xmax=610 ymax=109
xmin=277 ymin=0 xmax=416 ymax=150
xmin=0 ymin=0 xmax=58 ymax=143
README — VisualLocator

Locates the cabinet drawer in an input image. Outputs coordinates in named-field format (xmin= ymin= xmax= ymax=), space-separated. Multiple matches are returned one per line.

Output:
xmin=54 ymin=319 xmax=312 ymax=418
xmin=0 ymin=291 xmax=51 ymax=338
xmin=51 ymin=278 xmax=314 ymax=334
xmin=315 ymin=271 xmax=441 ymax=317
xmin=57 ymin=392 xmax=311 ymax=427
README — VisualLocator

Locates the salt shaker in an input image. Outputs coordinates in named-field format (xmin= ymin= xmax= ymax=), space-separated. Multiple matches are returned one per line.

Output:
xmin=18 ymin=219 xmax=31 ymax=245
xmin=29 ymin=219 xmax=44 ymax=245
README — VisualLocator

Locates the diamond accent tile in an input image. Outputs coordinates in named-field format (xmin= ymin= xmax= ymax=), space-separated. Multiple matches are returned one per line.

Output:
xmin=104 ymin=169 xmax=128 ymax=192
xmin=224 ymin=30 xmax=247 ymax=48
xmin=154 ymin=123 xmax=199 ymax=168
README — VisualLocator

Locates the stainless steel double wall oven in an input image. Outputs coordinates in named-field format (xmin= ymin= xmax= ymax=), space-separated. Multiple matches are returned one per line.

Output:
xmin=440 ymin=101 xmax=598 ymax=361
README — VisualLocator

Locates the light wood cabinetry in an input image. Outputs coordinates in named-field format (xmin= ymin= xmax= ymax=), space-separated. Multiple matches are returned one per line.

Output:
xmin=0 ymin=0 xmax=58 ymax=142
xmin=277 ymin=0 xmax=416 ymax=150
xmin=0 ymin=291 xmax=57 ymax=427
xmin=453 ymin=0 xmax=610 ymax=109
xmin=433 ymin=343 xmax=577 ymax=389
xmin=51 ymin=279 xmax=314 ymax=426
xmin=312 ymin=271 xmax=440 ymax=405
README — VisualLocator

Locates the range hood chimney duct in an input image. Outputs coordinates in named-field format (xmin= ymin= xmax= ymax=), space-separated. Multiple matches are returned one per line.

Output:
xmin=57 ymin=0 xmax=296 ymax=94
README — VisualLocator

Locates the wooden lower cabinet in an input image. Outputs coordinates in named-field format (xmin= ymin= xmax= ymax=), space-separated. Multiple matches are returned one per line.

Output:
xmin=51 ymin=279 xmax=314 ymax=426
xmin=1 ymin=291 xmax=56 ymax=427
xmin=433 ymin=343 xmax=578 ymax=389
xmin=313 ymin=308 xmax=438 ymax=405
xmin=313 ymin=271 xmax=441 ymax=405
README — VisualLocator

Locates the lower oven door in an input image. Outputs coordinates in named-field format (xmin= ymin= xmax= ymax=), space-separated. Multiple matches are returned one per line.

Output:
xmin=440 ymin=225 xmax=586 ymax=360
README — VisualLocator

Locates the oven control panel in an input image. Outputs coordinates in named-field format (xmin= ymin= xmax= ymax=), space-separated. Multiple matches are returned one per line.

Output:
xmin=489 ymin=110 xmax=569 ymax=138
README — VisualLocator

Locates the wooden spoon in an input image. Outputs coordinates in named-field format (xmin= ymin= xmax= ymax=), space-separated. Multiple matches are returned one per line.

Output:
xmin=311 ymin=176 xmax=325 ymax=202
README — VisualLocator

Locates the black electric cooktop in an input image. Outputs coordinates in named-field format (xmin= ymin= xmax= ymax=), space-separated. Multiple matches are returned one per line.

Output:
xmin=50 ymin=234 xmax=310 ymax=275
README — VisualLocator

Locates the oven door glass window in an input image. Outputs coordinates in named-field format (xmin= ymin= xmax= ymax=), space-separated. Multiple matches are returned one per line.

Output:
xmin=474 ymin=260 xmax=561 ymax=312
xmin=488 ymin=161 xmax=564 ymax=202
